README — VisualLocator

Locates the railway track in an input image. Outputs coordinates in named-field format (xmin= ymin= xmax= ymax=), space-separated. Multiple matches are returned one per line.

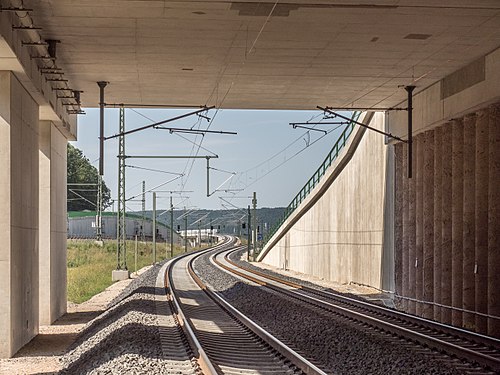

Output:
xmin=208 ymin=246 xmax=500 ymax=374
xmin=164 ymin=236 xmax=325 ymax=374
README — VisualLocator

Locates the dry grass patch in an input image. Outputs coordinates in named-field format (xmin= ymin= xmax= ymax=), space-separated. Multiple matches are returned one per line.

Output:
xmin=67 ymin=239 xmax=189 ymax=303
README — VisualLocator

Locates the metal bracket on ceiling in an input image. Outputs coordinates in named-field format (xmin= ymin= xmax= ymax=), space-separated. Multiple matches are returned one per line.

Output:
xmin=1 ymin=7 xmax=32 ymax=12
xmin=30 ymin=55 xmax=55 ymax=60
xmin=45 ymin=78 xmax=68 ymax=82
xmin=41 ymin=70 xmax=64 ymax=75
xmin=12 ymin=25 xmax=41 ymax=30
xmin=22 ymin=41 xmax=48 ymax=46
xmin=67 ymin=109 xmax=85 ymax=115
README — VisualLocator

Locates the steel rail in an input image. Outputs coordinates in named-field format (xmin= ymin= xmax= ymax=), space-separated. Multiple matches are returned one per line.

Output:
xmin=215 ymin=248 xmax=500 ymax=373
xmin=225 ymin=251 xmax=500 ymax=347
xmin=166 ymin=239 xmax=232 ymax=375
xmin=154 ymin=261 xmax=203 ymax=375
xmin=190 ymin=248 xmax=326 ymax=375
xmin=168 ymin=236 xmax=326 ymax=374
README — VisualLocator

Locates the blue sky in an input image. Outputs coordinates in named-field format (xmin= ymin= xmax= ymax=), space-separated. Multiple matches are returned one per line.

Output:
xmin=73 ymin=108 xmax=349 ymax=211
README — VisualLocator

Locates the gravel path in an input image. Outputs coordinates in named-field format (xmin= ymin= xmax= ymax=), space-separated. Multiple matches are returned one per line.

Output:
xmin=60 ymin=262 xmax=198 ymax=375
xmin=193 ymin=249 xmax=466 ymax=375
xmin=230 ymin=249 xmax=388 ymax=305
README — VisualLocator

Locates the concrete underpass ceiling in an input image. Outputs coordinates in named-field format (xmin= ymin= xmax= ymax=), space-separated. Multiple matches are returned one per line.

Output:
xmin=24 ymin=1 xmax=500 ymax=110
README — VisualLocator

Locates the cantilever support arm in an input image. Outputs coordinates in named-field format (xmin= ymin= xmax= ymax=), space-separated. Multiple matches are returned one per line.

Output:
xmin=317 ymin=106 xmax=408 ymax=143
xmin=104 ymin=106 xmax=215 ymax=140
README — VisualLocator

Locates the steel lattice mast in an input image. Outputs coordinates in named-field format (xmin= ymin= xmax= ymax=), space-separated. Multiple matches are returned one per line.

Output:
xmin=116 ymin=107 xmax=127 ymax=270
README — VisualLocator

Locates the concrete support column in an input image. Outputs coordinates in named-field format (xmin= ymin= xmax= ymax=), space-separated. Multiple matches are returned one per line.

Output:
xmin=422 ymin=130 xmax=434 ymax=320
xmin=462 ymin=113 xmax=476 ymax=331
xmin=394 ymin=143 xmax=404 ymax=304
xmin=433 ymin=127 xmax=442 ymax=322
xmin=0 ymin=72 xmax=40 ymax=357
xmin=415 ymin=134 xmax=424 ymax=316
xmin=401 ymin=142 xmax=409 ymax=312
xmin=39 ymin=121 xmax=68 ymax=325
xmin=488 ymin=104 xmax=500 ymax=337
xmin=441 ymin=121 xmax=453 ymax=325
xmin=451 ymin=119 xmax=464 ymax=327
xmin=475 ymin=109 xmax=489 ymax=334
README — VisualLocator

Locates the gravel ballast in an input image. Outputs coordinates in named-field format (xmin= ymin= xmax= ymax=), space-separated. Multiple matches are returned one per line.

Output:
xmin=60 ymin=263 xmax=198 ymax=375
xmin=193 ymin=249 xmax=466 ymax=375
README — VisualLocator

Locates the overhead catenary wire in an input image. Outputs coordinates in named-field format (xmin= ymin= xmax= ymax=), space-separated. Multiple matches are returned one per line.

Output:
xmin=129 ymin=108 xmax=217 ymax=156
xmin=126 ymin=108 xmax=209 ymax=197
xmin=125 ymin=180 xmax=144 ymax=194
xmin=184 ymin=1 xmax=281 ymax=192
xmin=126 ymin=164 xmax=183 ymax=176
xmin=127 ymin=109 xmax=213 ymax=198
xmin=127 ymin=175 xmax=184 ymax=202
xmin=209 ymin=166 xmax=236 ymax=174
xmin=129 ymin=107 xmax=212 ymax=194
xmin=219 ymin=197 xmax=248 ymax=215
xmin=104 ymin=106 xmax=214 ymax=140
xmin=208 ymin=173 xmax=237 ymax=197
xmin=247 ymin=0 xmax=280 ymax=56
xmin=234 ymin=122 xmax=346 ymax=191
xmin=68 ymin=189 xmax=97 ymax=207
xmin=189 ymin=1 xmax=280 ymax=183
xmin=173 ymin=132 xmax=218 ymax=157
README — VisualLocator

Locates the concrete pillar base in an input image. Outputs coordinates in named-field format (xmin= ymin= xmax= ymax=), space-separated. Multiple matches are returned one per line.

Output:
xmin=94 ymin=240 xmax=104 ymax=247
xmin=112 ymin=270 xmax=130 ymax=281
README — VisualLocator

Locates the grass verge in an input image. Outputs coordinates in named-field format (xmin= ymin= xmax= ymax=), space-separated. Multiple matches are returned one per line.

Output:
xmin=67 ymin=239 xmax=192 ymax=303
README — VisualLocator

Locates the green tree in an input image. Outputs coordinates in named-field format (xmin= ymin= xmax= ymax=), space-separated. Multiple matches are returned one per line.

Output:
xmin=67 ymin=144 xmax=111 ymax=211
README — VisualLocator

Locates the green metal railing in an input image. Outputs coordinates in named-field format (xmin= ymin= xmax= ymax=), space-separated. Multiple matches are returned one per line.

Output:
xmin=261 ymin=111 xmax=361 ymax=250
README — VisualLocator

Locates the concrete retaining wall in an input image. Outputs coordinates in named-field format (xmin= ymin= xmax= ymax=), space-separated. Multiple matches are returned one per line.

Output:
xmin=260 ymin=112 xmax=394 ymax=291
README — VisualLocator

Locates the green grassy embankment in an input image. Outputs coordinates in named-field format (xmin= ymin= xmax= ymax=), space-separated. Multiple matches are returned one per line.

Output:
xmin=67 ymin=239 xmax=189 ymax=303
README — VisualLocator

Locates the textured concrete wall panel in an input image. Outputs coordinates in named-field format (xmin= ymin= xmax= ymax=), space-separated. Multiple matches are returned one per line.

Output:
xmin=415 ymin=134 xmax=424 ymax=316
xmin=441 ymin=121 xmax=453 ymax=325
xmin=423 ymin=130 xmax=434 ymax=320
xmin=475 ymin=109 xmax=489 ymax=333
xmin=462 ymin=114 xmax=476 ymax=330
xmin=394 ymin=144 xmax=403 ymax=299
xmin=402 ymin=142 xmax=409 ymax=312
xmin=408 ymin=136 xmax=417 ymax=314
xmin=433 ymin=127 xmax=442 ymax=322
xmin=487 ymin=104 xmax=500 ymax=337
xmin=452 ymin=119 xmax=464 ymax=327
